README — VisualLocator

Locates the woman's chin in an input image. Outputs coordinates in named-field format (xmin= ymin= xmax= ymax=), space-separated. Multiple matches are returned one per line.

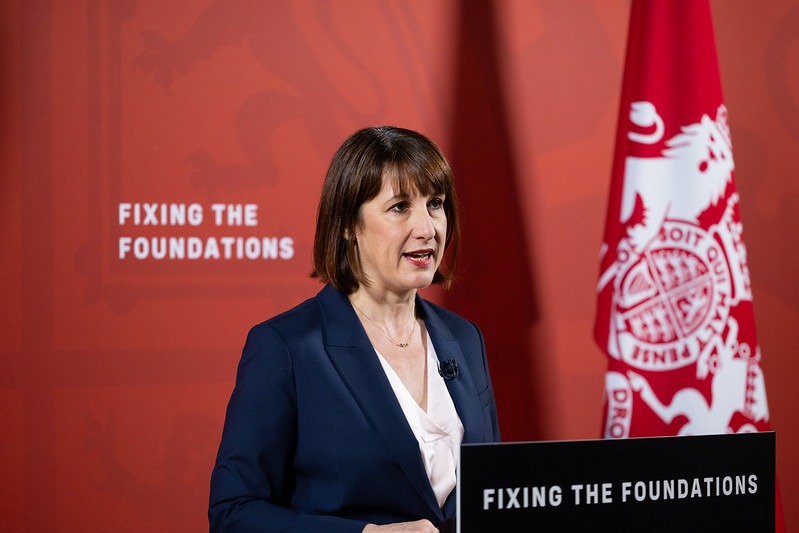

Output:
xmin=405 ymin=273 xmax=436 ymax=291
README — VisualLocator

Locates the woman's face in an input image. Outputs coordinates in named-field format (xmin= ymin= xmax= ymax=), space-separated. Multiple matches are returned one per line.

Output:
xmin=354 ymin=177 xmax=447 ymax=296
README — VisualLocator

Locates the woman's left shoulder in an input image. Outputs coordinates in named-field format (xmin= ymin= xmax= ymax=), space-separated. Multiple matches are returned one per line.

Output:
xmin=418 ymin=298 xmax=481 ymax=337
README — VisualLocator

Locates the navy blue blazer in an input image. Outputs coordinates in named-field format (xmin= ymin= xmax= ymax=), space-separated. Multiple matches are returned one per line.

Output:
xmin=209 ymin=285 xmax=500 ymax=532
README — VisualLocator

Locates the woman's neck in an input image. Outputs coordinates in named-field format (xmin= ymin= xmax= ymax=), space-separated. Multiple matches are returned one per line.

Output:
xmin=348 ymin=287 xmax=417 ymax=333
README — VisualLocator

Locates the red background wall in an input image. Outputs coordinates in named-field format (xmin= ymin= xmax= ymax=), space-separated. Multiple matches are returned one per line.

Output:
xmin=2 ymin=1 xmax=797 ymax=530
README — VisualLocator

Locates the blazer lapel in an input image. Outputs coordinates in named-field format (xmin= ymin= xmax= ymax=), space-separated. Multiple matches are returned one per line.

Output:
xmin=316 ymin=286 xmax=444 ymax=519
xmin=417 ymin=297 xmax=484 ymax=445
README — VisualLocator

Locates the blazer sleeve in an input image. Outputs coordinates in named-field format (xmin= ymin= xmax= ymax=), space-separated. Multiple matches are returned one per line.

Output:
xmin=208 ymin=323 xmax=368 ymax=533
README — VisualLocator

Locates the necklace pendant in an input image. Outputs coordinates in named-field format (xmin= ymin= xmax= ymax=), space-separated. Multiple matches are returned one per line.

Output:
xmin=397 ymin=342 xmax=409 ymax=348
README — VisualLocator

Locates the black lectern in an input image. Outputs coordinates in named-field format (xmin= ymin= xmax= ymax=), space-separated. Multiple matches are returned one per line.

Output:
xmin=457 ymin=432 xmax=774 ymax=532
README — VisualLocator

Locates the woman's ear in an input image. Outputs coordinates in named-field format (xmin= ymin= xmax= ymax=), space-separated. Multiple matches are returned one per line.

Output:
xmin=343 ymin=226 xmax=360 ymax=242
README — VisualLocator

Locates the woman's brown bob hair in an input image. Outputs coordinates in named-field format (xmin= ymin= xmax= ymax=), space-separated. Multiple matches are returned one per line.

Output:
xmin=312 ymin=126 xmax=460 ymax=293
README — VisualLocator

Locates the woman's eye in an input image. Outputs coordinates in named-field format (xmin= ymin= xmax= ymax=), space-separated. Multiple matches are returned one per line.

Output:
xmin=428 ymin=197 xmax=444 ymax=210
xmin=390 ymin=202 xmax=409 ymax=213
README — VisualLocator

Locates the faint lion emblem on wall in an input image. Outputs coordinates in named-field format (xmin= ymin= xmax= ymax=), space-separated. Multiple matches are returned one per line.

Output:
xmin=620 ymin=102 xmax=734 ymax=252
xmin=132 ymin=1 xmax=388 ymax=194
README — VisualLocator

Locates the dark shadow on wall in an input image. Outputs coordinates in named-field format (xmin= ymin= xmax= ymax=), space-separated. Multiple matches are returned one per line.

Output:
xmin=445 ymin=0 xmax=546 ymax=442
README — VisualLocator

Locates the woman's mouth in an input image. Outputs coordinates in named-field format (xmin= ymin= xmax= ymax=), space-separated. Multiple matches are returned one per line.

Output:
xmin=403 ymin=250 xmax=435 ymax=267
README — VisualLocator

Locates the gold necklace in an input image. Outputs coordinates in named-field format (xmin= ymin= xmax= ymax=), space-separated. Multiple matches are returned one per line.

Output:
xmin=351 ymin=302 xmax=417 ymax=348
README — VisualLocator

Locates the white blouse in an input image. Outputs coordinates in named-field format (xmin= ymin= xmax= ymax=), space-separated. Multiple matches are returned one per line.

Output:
xmin=375 ymin=335 xmax=465 ymax=508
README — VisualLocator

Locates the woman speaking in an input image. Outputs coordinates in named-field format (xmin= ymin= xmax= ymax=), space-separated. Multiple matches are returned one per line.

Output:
xmin=209 ymin=126 xmax=501 ymax=532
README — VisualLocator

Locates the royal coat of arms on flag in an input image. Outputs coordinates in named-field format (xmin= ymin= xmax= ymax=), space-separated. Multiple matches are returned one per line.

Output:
xmin=594 ymin=0 xmax=773 ymax=441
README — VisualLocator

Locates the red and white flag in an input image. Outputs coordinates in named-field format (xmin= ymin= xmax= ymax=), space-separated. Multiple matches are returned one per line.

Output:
xmin=596 ymin=0 xmax=771 ymax=439
xmin=595 ymin=1 xmax=783 ymax=527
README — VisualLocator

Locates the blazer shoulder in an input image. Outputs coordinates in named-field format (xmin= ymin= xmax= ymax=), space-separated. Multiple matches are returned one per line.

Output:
xmin=245 ymin=285 xmax=351 ymax=348
xmin=261 ymin=294 xmax=319 ymax=325
xmin=421 ymin=298 xmax=481 ymax=338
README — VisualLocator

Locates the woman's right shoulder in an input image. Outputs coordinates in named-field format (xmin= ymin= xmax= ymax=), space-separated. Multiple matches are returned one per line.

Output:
xmin=244 ymin=290 xmax=326 ymax=349
xmin=251 ymin=293 xmax=316 ymax=326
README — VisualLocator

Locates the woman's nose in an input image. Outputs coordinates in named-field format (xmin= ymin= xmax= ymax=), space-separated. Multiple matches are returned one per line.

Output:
xmin=411 ymin=208 xmax=436 ymax=239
